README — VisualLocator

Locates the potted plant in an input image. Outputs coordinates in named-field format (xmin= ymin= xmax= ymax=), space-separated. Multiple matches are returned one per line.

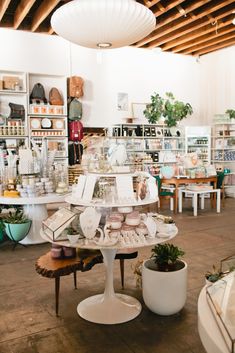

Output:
xmin=66 ymin=226 xmax=80 ymax=244
xmin=142 ymin=243 xmax=187 ymax=315
xmin=143 ymin=93 xmax=164 ymax=124
xmin=3 ymin=209 xmax=31 ymax=243
xmin=144 ymin=92 xmax=193 ymax=127
xmin=225 ymin=109 xmax=235 ymax=120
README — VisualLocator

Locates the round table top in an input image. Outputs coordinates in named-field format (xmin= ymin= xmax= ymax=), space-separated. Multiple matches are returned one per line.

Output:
xmin=0 ymin=193 xmax=66 ymax=205
xmin=40 ymin=226 xmax=178 ymax=251
xmin=198 ymin=286 xmax=229 ymax=353
xmin=65 ymin=195 xmax=158 ymax=208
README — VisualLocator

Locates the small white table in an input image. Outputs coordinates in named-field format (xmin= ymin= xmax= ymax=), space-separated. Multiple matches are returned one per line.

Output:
xmin=178 ymin=188 xmax=221 ymax=216
xmin=0 ymin=194 xmax=66 ymax=245
xmin=198 ymin=287 xmax=229 ymax=353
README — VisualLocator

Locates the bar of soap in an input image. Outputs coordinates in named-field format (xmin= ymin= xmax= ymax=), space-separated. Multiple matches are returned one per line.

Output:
xmin=3 ymin=190 xmax=20 ymax=198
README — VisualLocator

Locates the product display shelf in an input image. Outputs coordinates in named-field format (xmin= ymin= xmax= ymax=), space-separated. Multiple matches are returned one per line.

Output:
xmin=111 ymin=124 xmax=185 ymax=172
xmin=0 ymin=70 xmax=28 ymax=153
xmin=185 ymin=126 xmax=211 ymax=165
xmin=28 ymin=73 xmax=68 ymax=164
xmin=212 ymin=122 xmax=235 ymax=171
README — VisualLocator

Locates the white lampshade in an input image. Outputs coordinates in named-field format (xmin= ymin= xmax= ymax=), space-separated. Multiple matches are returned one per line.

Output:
xmin=51 ymin=0 xmax=156 ymax=49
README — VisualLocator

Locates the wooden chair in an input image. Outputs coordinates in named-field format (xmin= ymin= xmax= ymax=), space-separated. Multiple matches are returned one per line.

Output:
xmin=35 ymin=249 xmax=138 ymax=316
xmin=155 ymin=175 xmax=176 ymax=211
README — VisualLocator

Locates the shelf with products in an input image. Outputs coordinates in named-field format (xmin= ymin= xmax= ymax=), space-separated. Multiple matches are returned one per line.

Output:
xmin=185 ymin=126 xmax=211 ymax=165
xmin=111 ymin=124 xmax=185 ymax=171
xmin=212 ymin=121 xmax=235 ymax=171
xmin=0 ymin=70 xmax=28 ymax=155
xmin=27 ymin=73 xmax=68 ymax=165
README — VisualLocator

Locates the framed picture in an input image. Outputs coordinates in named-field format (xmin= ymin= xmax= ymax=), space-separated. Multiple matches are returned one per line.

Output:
xmin=131 ymin=102 xmax=149 ymax=123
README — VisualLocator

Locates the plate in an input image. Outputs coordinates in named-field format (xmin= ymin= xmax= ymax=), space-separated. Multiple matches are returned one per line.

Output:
xmin=41 ymin=118 xmax=52 ymax=129
xmin=31 ymin=118 xmax=41 ymax=129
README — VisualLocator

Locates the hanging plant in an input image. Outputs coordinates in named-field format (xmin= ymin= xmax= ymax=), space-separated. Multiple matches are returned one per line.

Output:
xmin=144 ymin=91 xmax=193 ymax=127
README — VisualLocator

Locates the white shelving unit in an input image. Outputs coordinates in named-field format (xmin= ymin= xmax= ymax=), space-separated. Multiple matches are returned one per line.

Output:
xmin=28 ymin=73 xmax=68 ymax=164
xmin=112 ymin=123 xmax=185 ymax=175
xmin=185 ymin=126 xmax=211 ymax=165
xmin=212 ymin=120 xmax=235 ymax=197
xmin=0 ymin=70 xmax=29 ymax=155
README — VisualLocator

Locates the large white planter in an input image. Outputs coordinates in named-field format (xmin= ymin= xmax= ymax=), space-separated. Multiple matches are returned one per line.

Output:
xmin=142 ymin=259 xmax=188 ymax=315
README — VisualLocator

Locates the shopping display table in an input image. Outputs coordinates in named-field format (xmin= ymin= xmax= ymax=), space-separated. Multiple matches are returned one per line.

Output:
xmin=198 ymin=286 xmax=229 ymax=353
xmin=40 ymin=225 xmax=177 ymax=324
xmin=0 ymin=194 xmax=66 ymax=245
xmin=162 ymin=176 xmax=217 ymax=214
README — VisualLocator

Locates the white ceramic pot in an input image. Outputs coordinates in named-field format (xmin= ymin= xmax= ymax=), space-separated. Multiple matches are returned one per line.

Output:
xmin=142 ymin=259 xmax=187 ymax=315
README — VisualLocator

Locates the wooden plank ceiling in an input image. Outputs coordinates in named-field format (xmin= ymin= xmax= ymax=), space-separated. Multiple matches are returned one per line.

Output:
xmin=0 ymin=0 xmax=235 ymax=56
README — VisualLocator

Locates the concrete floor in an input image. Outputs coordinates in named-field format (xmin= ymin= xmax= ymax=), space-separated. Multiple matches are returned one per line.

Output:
xmin=0 ymin=198 xmax=235 ymax=353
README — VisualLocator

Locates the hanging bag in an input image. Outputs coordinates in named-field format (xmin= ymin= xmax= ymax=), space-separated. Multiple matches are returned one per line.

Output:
xmin=68 ymin=98 xmax=83 ymax=121
xmin=49 ymin=87 xmax=64 ymax=106
xmin=8 ymin=103 xmax=25 ymax=120
xmin=68 ymin=120 xmax=84 ymax=142
xmin=68 ymin=76 xmax=84 ymax=98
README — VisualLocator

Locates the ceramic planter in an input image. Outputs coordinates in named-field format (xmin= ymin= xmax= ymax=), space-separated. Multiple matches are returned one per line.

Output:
xmin=142 ymin=259 xmax=187 ymax=315
xmin=4 ymin=221 xmax=31 ymax=242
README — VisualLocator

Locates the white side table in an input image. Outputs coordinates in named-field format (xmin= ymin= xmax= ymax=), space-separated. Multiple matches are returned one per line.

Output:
xmin=198 ymin=287 xmax=229 ymax=353
xmin=0 ymin=194 xmax=66 ymax=244
xmin=178 ymin=189 xmax=221 ymax=216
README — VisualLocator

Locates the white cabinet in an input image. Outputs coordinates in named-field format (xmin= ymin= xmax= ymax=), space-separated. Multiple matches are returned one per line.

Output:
xmin=212 ymin=122 xmax=235 ymax=169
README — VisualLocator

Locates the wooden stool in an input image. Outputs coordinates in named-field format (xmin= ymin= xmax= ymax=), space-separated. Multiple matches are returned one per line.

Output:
xmin=35 ymin=250 xmax=138 ymax=315
xmin=35 ymin=250 xmax=102 ymax=316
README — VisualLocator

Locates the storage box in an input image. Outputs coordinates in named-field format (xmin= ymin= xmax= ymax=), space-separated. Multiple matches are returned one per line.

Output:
xmin=3 ymin=76 xmax=20 ymax=90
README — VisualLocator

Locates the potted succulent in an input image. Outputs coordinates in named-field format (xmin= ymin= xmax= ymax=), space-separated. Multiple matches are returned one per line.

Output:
xmin=144 ymin=92 xmax=193 ymax=127
xmin=66 ymin=226 xmax=80 ymax=244
xmin=142 ymin=243 xmax=187 ymax=315
xmin=3 ymin=209 xmax=31 ymax=242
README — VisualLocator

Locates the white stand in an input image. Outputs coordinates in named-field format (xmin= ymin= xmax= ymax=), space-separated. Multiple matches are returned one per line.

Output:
xmin=77 ymin=248 xmax=142 ymax=324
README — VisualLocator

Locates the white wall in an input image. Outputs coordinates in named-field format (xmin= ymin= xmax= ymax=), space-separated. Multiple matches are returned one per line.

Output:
xmin=0 ymin=27 xmax=228 ymax=128
xmin=200 ymin=45 xmax=235 ymax=124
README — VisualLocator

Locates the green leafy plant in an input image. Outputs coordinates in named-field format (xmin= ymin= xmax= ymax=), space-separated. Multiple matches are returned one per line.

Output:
xmin=144 ymin=92 xmax=193 ymax=127
xmin=3 ymin=209 xmax=30 ymax=224
xmin=151 ymin=243 xmax=185 ymax=272
xmin=225 ymin=109 xmax=235 ymax=119
xmin=66 ymin=226 xmax=78 ymax=235
xmin=205 ymin=264 xmax=235 ymax=283
xmin=143 ymin=93 xmax=164 ymax=124
xmin=163 ymin=92 xmax=193 ymax=127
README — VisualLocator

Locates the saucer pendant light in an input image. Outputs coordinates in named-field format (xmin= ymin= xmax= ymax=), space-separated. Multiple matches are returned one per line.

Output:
xmin=51 ymin=0 xmax=156 ymax=49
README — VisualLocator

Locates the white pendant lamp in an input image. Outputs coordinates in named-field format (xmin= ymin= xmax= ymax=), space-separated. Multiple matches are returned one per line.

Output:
xmin=51 ymin=0 xmax=156 ymax=49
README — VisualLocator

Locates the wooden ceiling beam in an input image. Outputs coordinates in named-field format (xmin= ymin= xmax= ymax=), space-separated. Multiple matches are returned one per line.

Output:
xmin=31 ymin=0 xmax=60 ymax=32
xmin=181 ymin=31 xmax=235 ymax=54
xmin=0 ymin=0 xmax=11 ymax=22
xmin=146 ymin=2 xmax=235 ymax=49
xmin=144 ymin=0 xmax=161 ymax=8
xmin=179 ymin=25 xmax=235 ymax=54
xmin=153 ymin=0 xmax=186 ymax=17
xmin=135 ymin=0 xmax=212 ymax=47
xmin=13 ymin=0 xmax=36 ymax=29
xmin=192 ymin=37 xmax=235 ymax=56
xmin=162 ymin=13 xmax=234 ymax=51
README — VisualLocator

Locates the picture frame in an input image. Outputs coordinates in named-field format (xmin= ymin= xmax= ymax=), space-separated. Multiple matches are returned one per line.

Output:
xmin=131 ymin=102 xmax=149 ymax=123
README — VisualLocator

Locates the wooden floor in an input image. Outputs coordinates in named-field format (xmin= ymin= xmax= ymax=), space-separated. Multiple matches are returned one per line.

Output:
xmin=0 ymin=198 xmax=235 ymax=353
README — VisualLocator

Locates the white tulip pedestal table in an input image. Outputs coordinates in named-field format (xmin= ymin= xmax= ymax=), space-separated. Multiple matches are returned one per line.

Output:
xmin=40 ymin=195 xmax=178 ymax=325
xmin=0 ymin=194 xmax=66 ymax=245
